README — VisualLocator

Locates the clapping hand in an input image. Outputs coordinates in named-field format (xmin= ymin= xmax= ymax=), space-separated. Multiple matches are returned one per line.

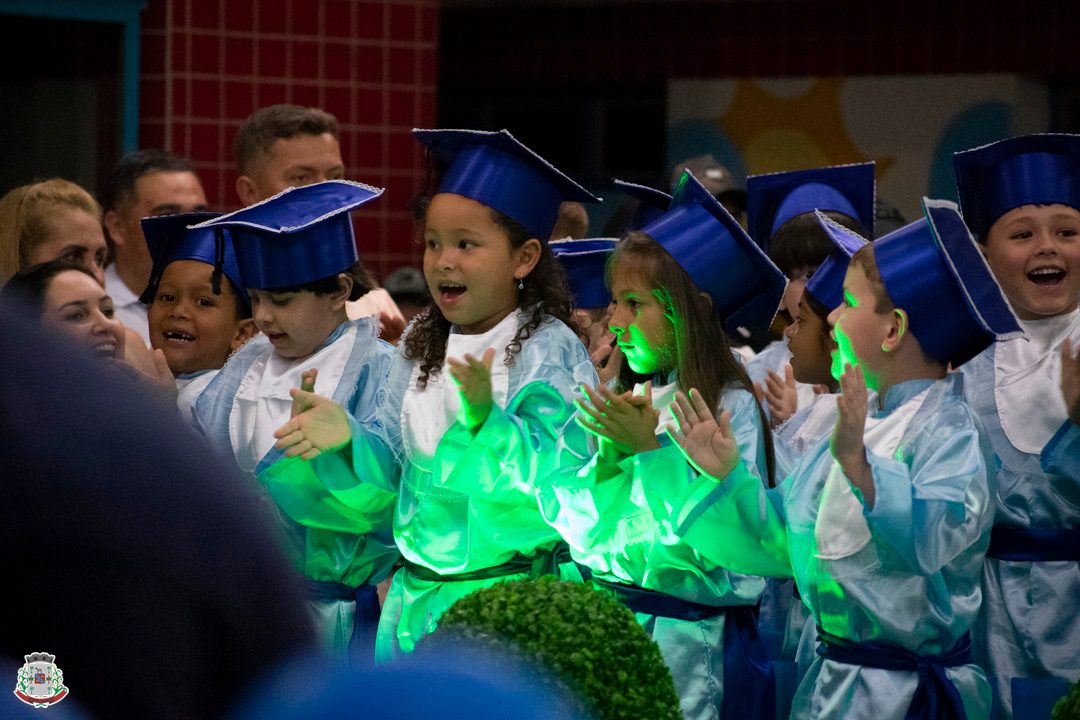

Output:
xmin=575 ymin=381 xmax=660 ymax=454
xmin=666 ymin=388 xmax=739 ymax=480
xmin=830 ymin=363 xmax=874 ymax=504
xmin=447 ymin=347 xmax=495 ymax=431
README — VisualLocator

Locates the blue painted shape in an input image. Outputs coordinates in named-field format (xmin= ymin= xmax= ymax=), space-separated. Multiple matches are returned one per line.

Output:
xmin=928 ymin=102 xmax=1011 ymax=204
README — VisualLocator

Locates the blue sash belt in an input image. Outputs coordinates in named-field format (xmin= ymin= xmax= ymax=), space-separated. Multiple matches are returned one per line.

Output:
xmin=986 ymin=524 xmax=1080 ymax=562
xmin=594 ymin=579 xmax=775 ymax=719
xmin=402 ymin=543 xmax=572 ymax=583
xmin=307 ymin=580 xmax=380 ymax=664
xmin=817 ymin=631 xmax=973 ymax=719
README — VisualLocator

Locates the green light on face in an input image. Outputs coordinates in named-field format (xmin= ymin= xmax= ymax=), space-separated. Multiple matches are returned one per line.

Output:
xmin=830 ymin=329 xmax=860 ymax=382
xmin=829 ymin=290 xmax=860 ymax=382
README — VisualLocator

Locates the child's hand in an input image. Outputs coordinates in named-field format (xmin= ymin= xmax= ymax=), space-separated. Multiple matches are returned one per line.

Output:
xmin=378 ymin=311 xmax=407 ymax=345
xmin=290 ymin=369 xmax=318 ymax=417
xmin=447 ymin=347 xmax=495 ymax=431
xmin=665 ymin=388 xmax=739 ymax=480
xmin=274 ymin=391 xmax=351 ymax=460
xmin=589 ymin=329 xmax=623 ymax=386
xmin=575 ymin=381 xmax=660 ymax=454
xmin=760 ymin=365 xmax=798 ymax=427
xmin=1062 ymin=339 xmax=1080 ymax=426
xmin=830 ymin=363 xmax=874 ymax=504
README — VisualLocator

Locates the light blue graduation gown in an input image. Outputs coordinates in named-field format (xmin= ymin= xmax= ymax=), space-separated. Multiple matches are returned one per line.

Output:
xmin=338 ymin=313 xmax=599 ymax=661
xmin=540 ymin=378 xmax=771 ymax=720
xmin=746 ymin=337 xmax=817 ymax=421
xmin=960 ymin=309 xmax=1080 ymax=717
xmin=194 ymin=318 xmax=399 ymax=657
xmin=674 ymin=375 xmax=995 ymax=719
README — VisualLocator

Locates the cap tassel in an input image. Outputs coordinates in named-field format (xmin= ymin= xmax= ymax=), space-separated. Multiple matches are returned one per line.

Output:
xmin=211 ymin=228 xmax=225 ymax=295
xmin=137 ymin=270 xmax=160 ymax=305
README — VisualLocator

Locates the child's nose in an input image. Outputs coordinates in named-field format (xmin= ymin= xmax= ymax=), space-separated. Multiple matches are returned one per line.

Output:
xmin=826 ymin=305 xmax=840 ymax=328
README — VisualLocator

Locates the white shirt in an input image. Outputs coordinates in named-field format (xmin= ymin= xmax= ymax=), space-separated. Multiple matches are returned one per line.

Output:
xmin=104 ymin=263 xmax=150 ymax=347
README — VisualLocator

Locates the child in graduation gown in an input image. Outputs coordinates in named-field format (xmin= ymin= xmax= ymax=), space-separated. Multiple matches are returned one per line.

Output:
xmin=761 ymin=212 xmax=875 ymax=672
xmin=551 ymin=236 xmax=619 ymax=384
xmin=275 ymin=129 xmax=601 ymax=661
xmin=192 ymin=180 xmax=399 ymax=661
xmin=140 ymin=212 xmax=257 ymax=423
xmin=745 ymin=163 xmax=876 ymax=427
xmin=539 ymin=170 xmax=784 ymax=720
xmin=667 ymin=198 xmax=1023 ymax=719
xmin=953 ymin=134 xmax=1080 ymax=717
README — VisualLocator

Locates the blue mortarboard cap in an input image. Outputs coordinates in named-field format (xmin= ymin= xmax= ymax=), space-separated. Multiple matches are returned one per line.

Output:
xmin=612 ymin=179 xmax=671 ymax=233
xmin=746 ymin=162 xmax=876 ymax=251
xmin=805 ymin=210 xmax=870 ymax=312
xmin=190 ymin=180 xmax=383 ymax=290
xmin=953 ymin=133 xmax=1080 ymax=240
xmin=874 ymin=198 xmax=1023 ymax=367
xmin=139 ymin=211 xmax=250 ymax=310
xmin=640 ymin=170 xmax=787 ymax=338
xmin=413 ymin=128 xmax=600 ymax=241
xmin=551 ymin=238 xmax=616 ymax=310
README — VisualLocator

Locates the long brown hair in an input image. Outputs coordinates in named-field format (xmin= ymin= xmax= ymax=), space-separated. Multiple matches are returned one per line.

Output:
xmin=610 ymin=232 xmax=776 ymax=485
xmin=404 ymin=203 xmax=579 ymax=388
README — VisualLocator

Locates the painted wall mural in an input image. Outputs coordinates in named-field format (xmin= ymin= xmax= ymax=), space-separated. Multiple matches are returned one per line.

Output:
xmin=667 ymin=75 xmax=1049 ymax=228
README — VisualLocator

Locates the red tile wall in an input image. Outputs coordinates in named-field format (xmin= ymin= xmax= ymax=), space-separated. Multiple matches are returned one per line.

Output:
xmin=140 ymin=0 xmax=438 ymax=277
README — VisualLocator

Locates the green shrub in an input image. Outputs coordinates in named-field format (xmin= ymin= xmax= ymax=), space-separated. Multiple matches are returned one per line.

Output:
xmin=1054 ymin=679 xmax=1080 ymax=720
xmin=429 ymin=576 xmax=682 ymax=720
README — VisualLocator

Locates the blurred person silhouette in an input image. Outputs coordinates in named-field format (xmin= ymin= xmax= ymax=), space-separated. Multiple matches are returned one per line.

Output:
xmin=0 ymin=303 xmax=314 ymax=720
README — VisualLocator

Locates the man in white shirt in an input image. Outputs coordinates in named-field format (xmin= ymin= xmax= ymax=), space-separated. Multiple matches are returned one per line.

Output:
xmin=102 ymin=150 xmax=208 ymax=346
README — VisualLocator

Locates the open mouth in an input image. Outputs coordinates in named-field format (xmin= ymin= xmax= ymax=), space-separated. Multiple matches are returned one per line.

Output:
xmin=1027 ymin=267 xmax=1066 ymax=287
xmin=439 ymin=282 xmax=467 ymax=302
xmin=163 ymin=330 xmax=195 ymax=343
xmin=94 ymin=342 xmax=117 ymax=357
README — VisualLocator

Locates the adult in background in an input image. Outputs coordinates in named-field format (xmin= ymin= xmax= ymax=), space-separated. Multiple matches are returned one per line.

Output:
xmin=101 ymin=149 xmax=209 ymax=346
xmin=233 ymin=104 xmax=405 ymax=341
xmin=0 ymin=306 xmax=314 ymax=720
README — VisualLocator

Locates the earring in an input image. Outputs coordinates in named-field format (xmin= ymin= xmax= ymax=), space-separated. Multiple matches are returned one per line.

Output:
xmin=517 ymin=278 xmax=524 ymax=290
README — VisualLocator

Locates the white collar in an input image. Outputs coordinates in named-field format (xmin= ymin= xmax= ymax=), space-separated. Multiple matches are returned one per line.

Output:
xmin=103 ymin=263 xmax=142 ymax=309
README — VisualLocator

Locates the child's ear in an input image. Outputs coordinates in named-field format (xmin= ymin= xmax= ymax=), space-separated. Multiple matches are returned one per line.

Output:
xmin=882 ymin=308 xmax=909 ymax=352
xmin=513 ymin=238 xmax=543 ymax=281
xmin=329 ymin=272 xmax=354 ymax=310
xmin=231 ymin=318 xmax=259 ymax=351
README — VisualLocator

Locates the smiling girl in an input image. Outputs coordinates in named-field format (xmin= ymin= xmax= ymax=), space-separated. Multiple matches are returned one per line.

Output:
xmin=539 ymin=170 xmax=784 ymax=720
xmin=953 ymin=133 xmax=1080 ymax=717
xmin=275 ymin=129 xmax=601 ymax=661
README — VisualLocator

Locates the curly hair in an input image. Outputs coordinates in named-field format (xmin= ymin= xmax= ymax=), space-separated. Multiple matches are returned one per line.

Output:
xmin=403 ymin=204 xmax=579 ymax=388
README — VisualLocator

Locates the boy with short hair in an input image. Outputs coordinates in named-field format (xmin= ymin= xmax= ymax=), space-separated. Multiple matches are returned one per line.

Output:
xmin=665 ymin=198 xmax=1023 ymax=718
xmin=953 ymin=133 xmax=1080 ymax=717
xmin=142 ymin=212 xmax=257 ymax=422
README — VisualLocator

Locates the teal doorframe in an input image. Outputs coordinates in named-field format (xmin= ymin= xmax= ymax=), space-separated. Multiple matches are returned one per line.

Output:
xmin=0 ymin=0 xmax=148 ymax=152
